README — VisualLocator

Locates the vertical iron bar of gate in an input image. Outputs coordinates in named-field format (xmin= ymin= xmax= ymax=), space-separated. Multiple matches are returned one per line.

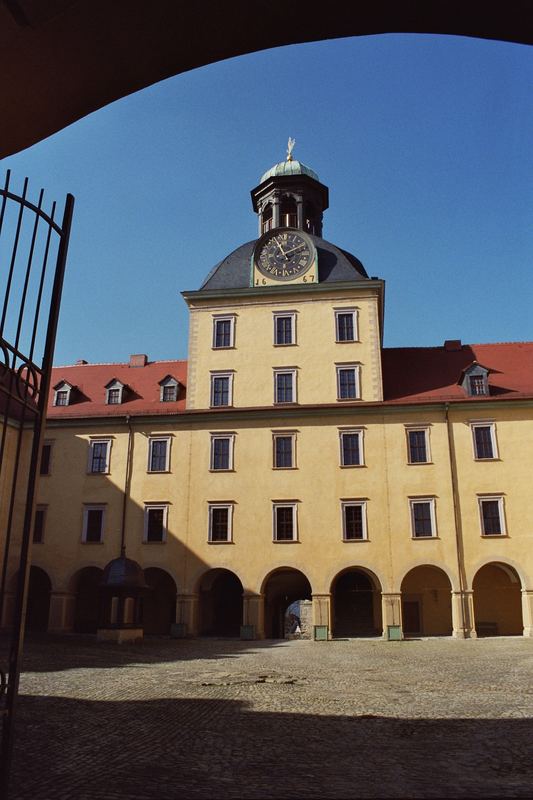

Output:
xmin=0 ymin=181 xmax=74 ymax=798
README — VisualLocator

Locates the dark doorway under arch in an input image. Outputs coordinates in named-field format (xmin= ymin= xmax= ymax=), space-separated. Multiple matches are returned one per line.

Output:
xmin=73 ymin=567 xmax=103 ymax=633
xmin=263 ymin=568 xmax=312 ymax=639
xmin=25 ymin=567 xmax=51 ymax=632
xmin=473 ymin=563 xmax=523 ymax=636
xmin=401 ymin=565 xmax=452 ymax=637
xmin=331 ymin=569 xmax=382 ymax=637
xmin=199 ymin=569 xmax=243 ymax=636
xmin=143 ymin=568 xmax=177 ymax=635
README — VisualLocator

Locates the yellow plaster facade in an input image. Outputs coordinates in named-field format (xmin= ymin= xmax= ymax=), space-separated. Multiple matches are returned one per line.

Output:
xmin=6 ymin=157 xmax=532 ymax=642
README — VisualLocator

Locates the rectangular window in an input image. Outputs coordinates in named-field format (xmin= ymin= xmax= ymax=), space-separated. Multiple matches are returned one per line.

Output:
xmin=469 ymin=375 xmax=487 ymax=396
xmin=335 ymin=309 xmax=357 ymax=342
xmin=33 ymin=506 xmax=46 ymax=544
xmin=472 ymin=423 xmax=496 ymax=460
xmin=40 ymin=442 xmax=52 ymax=476
xmin=148 ymin=438 xmax=170 ymax=472
xmin=82 ymin=506 xmax=105 ymax=543
xmin=342 ymin=502 xmax=367 ymax=541
xmin=274 ymin=370 xmax=296 ymax=404
xmin=107 ymin=388 xmax=121 ymax=405
xmin=273 ymin=434 xmax=295 ymax=469
xmin=479 ymin=497 xmax=505 ymax=536
xmin=210 ymin=435 xmax=234 ymax=470
xmin=273 ymin=313 xmax=295 ymax=346
xmin=208 ymin=504 xmax=233 ymax=543
xmin=339 ymin=430 xmax=363 ymax=466
xmin=213 ymin=316 xmax=235 ymax=349
xmin=88 ymin=439 xmax=110 ymax=474
xmin=162 ymin=384 xmax=178 ymax=402
xmin=407 ymin=428 xmax=429 ymax=464
xmin=273 ymin=504 xmax=297 ymax=541
xmin=210 ymin=373 xmax=233 ymax=407
xmin=144 ymin=505 xmax=168 ymax=543
xmin=55 ymin=390 xmax=69 ymax=406
xmin=410 ymin=498 xmax=436 ymax=538
xmin=336 ymin=365 xmax=359 ymax=400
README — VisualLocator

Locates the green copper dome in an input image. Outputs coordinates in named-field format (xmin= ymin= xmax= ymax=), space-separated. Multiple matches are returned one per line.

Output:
xmin=259 ymin=159 xmax=319 ymax=184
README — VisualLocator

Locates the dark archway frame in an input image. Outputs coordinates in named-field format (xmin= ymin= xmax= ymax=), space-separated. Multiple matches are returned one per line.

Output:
xmin=1 ymin=0 xmax=531 ymax=159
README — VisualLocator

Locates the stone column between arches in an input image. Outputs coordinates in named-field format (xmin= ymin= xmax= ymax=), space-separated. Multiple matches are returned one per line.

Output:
xmin=312 ymin=594 xmax=332 ymax=638
xmin=243 ymin=593 xmax=265 ymax=639
xmin=451 ymin=590 xmax=477 ymax=639
xmin=176 ymin=593 xmax=199 ymax=637
xmin=381 ymin=592 xmax=402 ymax=638
xmin=48 ymin=591 xmax=76 ymax=633
xmin=522 ymin=590 xmax=533 ymax=637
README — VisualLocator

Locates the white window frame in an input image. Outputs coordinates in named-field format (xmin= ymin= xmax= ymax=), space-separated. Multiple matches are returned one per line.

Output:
xmin=147 ymin=436 xmax=171 ymax=473
xmin=334 ymin=308 xmax=358 ymax=343
xmin=272 ymin=502 xmax=298 ymax=542
xmin=409 ymin=497 xmax=437 ymax=539
xmin=335 ymin=363 xmax=360 ymax=401
xmin=470 ymin=421 xmax=498 ymax=461
xmin=272 ymin=432 xmax=297 ymax=469
xmin=82 ymin=505 xmax=105 ymax=543
xmin=478 ymin=495 xmax=506 ymax=537
xmin=210 ymin=371 xmax=234 ymax=407
xmin=159 ymin=376 xmax=179 ymax=402
xmin=273 ymin=311 xmax=296 ymax=346
xmin=53 ymin=381 xmax=73 ymax=406
xmin=143 ymin=503 xmax=168 ymax=543
xmin=105 ymin=379 xmax=125 ymax=405
xmin=273 ymin=368 xmax=297 ymax=404
xmin=405 ymin=425 xmax=431 ymax=464
xmin=341 ymin=500 xmax=368 ymax=541
xmin=33 ymin=505 xmax=47 ymax=544
xmin=207 ymin=503 xmax=234 ymax=543
xmin=212 ymin=315 xmax=236 ymax=349
xmin=339 ymin=428 xmax=364 ymax=467
xmin=87 ymin=438 xmax=111 ymax=474
xmin=210 ymin=434 xmax=235 ymax=471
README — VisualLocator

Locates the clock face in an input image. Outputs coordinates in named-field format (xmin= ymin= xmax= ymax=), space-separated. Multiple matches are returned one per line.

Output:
xmin=255 ymin=229 xmax=315 ymax=281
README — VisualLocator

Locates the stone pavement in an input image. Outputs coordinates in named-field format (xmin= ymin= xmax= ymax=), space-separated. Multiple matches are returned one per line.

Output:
xmin=7 ymin=634 xmax=533 ymax=798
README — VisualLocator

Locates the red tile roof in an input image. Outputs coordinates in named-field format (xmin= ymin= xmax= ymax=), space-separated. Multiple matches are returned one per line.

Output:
xmin=47 ymin=360 xmax=187 ymax=418
xmin=46 ymin=341 xmax=533 ymax=419
xmin=382 ymin=342 xmax=533 ymax=403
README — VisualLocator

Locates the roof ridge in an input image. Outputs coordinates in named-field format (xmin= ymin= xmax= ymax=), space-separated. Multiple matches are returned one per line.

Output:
xmin=52 ymin=358 xmax=188 ymax=368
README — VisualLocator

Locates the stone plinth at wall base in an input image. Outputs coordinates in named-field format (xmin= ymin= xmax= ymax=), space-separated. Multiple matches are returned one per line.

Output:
xmin=97 ymin=628 xmax=144 ymax=644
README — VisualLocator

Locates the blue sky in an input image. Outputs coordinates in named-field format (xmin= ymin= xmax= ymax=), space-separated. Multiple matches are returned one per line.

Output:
xmin=3 ymin=34 xmax=532 ymax=365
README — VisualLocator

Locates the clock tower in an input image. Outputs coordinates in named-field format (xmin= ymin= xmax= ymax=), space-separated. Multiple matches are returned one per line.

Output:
xmin=250 ymin=140 xmax=329 ymax=287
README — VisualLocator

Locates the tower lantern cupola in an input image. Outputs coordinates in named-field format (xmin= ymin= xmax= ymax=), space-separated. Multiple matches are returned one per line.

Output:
xmin=251 ymin=139 xmax=329 ymax=237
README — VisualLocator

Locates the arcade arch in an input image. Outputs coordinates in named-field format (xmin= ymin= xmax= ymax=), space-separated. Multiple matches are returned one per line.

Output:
xmin=70 ymin=566 xmax=103 ymax=633
xmin=262 ymin=568 xmax=312 ymax=639
xmin=473 ymin=562 xmax=523 ymax=636
xmin=401 ymin=565 xmax=452 ymax=636
xmin=198 ymin=568 xmax=243 ymax=636
xmin=25 ymin=566 xmax=51 ymax=632
xmin=330 ymin=568 xmax=382 ymax=638
xmin=143 ymin=568 xmax=177 ymax=635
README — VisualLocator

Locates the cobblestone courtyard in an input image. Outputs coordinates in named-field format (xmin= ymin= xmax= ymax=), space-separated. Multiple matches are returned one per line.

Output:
xmin=7 ymin=635 xmax=533 ymax=798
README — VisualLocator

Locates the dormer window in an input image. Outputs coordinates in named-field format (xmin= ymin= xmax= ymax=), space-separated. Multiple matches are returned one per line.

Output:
xmin=105 ymin=379 xmax=125 ymax=405
xmin=159 ymin=375 xmax=179 ymax=403
xmin=460 ymin=363 xmax=490 ymax=397
xmin=53 ymin=381 xmax=74 ymax=407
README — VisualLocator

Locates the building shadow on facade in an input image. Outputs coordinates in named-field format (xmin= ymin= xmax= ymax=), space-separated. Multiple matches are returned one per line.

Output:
xmin=10 ymin=693 xmax=533 ymax=799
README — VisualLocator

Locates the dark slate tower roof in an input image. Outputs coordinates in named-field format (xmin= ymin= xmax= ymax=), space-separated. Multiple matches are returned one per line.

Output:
xmin=200 ymin=235 xmax=369 ymax=291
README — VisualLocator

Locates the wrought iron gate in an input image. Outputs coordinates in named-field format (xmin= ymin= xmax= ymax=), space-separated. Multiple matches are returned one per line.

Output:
xmin=0 ymin=171 xmax=74 ymax=796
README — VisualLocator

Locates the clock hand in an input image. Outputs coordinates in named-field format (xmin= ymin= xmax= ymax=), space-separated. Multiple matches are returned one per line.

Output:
xmin=274 ymin=237 xmax=287 ymax=257
xmin=281 ymin=244 xmax=306 ymax=258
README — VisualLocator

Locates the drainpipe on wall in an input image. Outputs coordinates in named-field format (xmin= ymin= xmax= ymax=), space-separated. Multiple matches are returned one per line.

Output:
xmin=445 ymin=403 xmax=471 ymax=637
xmin=120 ymin=414 xmax=134 ymax=557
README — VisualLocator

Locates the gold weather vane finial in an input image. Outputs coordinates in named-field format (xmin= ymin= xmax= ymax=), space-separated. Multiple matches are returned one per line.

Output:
xmin=287 ymin=137 xmax=296 ymax=162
